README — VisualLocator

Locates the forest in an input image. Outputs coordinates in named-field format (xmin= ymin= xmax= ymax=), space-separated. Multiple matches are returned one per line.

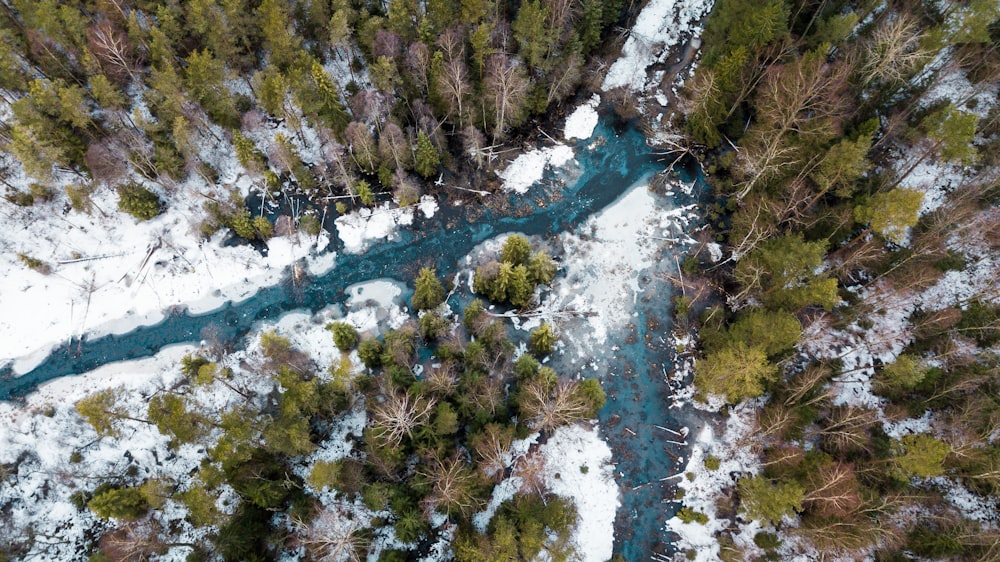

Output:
xmin=0 ymin=0 xmax=624 ymax=219
xmin=673 ymin=0 xmax=1000 ymax=560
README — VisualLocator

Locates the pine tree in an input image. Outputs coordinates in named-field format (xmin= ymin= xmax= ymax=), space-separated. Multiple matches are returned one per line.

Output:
xmin=412 ymin=267 xmax=446 ymax=310
xmin=414 ymin=131 xmax=440 ymax=178
xmin=326 ymin=321 xmax=360 ymax=351
xmin=529 ymin=322 xmax=557 ymax=355
xmin=88 ymin=486 xmax=150 ymax=521
xmin=500 ymin=234 xmax=532 ymax=266
xmin=148 ymin=393 xmax=203 ymax=445
xmin=738 ymin=475 xmax=803 ymax=526
xmin=853 ymin=188 xmax=923 ymax=244
xmin=893 ymin=434 xmax=950 ymax=478
xmin=874 ymin=354 xmax=927 ymax=394
xmin=694 ymin=342 xmax=778 ymax=403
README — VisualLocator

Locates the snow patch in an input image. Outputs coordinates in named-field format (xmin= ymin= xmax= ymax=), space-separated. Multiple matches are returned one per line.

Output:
xmin=563 ymin=95 xmax=601 ymax=141
xmin=602 ymin=0 xmax=714 ymax=92
xmin=541 ymin=424 xmax=618 ymax=562
xmin=334 ymin=203 xmax=415 ymax=254
xmin=498 ymin=145 xmax=577 ymax=194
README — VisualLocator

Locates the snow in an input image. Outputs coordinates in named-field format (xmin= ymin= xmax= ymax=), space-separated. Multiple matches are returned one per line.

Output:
xmin=601 ymin=0 xmax=714 ymax=92
xmin=538 ymin=177 xmax=698 ymax=351
xmin=418 ymin=194 xmax=439 ymax=219
xmin=705 ymin=242 xmax=723 ymax=263
xmin=540 ymin=424 xmax=618 ymax=562
xmin=563 ymin=95 xmax=601 ymax=141
xmin=666 ymin=401 xmax=761 ymax=561
xmin=334 ymin=202 xmax=415 ymax=254
xmin=498 ymin=144 xmax=577 ymax=194
xmin=0 ymin=345 xmax=199 ymax=561
xmin=0 ymin=183 xmax=334 ymax=374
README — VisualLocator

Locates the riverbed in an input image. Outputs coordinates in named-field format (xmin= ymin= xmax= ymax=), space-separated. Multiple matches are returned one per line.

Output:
xmin=1 ymin=112 xmax=705 ymax=559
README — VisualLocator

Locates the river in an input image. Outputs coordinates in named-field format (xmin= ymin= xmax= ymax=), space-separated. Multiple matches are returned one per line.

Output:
xmin=0 ymin=113 xmax=704 ymax=559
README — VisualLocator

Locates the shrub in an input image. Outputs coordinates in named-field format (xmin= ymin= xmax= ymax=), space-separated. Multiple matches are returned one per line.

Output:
xmin=88 ymin=485 xmax=150 ymax=520
xmin=754 ymin=531 xmax=782 ymax=550
xmin=419 ymin=311 xmax=449 ymax=340
xmin=29 ymin=183 xmax=55 ymax=202
xmin=676 ymin=507 xmax=709 ymax=524
xmin=704 ymin=455 xmax=721 ymax=471
xmin=252 ymin=216 xmax=273 ymax=240
xmin=178 ymin=485 xmax=220 ymax=527
xmin=65 ymin=184 xmax=94 ymax=213
xmin=299 ymin=213 xmax=322 ymax=235
xmin=308 ymin=460 xmax=342 ymax=491
xmin=116 ymin=182 xmax=163 ymax=220
xmin=327 ymin=322 xmax=359 ymax=351
xmin=358 ymin=337 xmax=384 ymax=369
xmin=17 ymin=253 xmax=50 ymax=275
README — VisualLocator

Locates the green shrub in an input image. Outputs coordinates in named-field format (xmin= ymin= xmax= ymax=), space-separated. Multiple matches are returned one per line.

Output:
xmin=29 ymin=183 xmax=55 ymax=202
xmin=65 ymin=184 xmax=94 ymax=213
xmin=299 ymin=213 xmax=322 ymax=235
xmin=327 ymin=322 xmax=359 ymax=351
xmin=178 ymin=485 xmax=220 ymax=527
xmin=17 ymin=253 xmax=50 ymax=275
xmin=116 ymin=182 xmax=163 ymax=220
xmin=676 ymin=507 xmax=709 ymax=524
xmin=754 ymin=531 xmax=782 ymax=550
xmin=704 ymin=455 xmax=721 ymax=471
xmin=358 ymin=337 xmax=384 ymax=369
xmin=88 ymin=485 xmax=150 ymax=521
xmin=419 ymin=311 xmax=449 ymax=340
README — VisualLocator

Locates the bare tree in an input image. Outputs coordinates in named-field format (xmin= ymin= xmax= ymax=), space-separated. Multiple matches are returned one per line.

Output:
xmin=485 ymin=53 xmax=528 ymax=142
xmin=471 ymin=423 xmax=515 ymax=480
xmin=294 ymin=504 xmax=369 ymax=562
xmin=88 ymin=19 xmax=137 ymax=84
xmin=418 ymin=453 xmax=486 ymax=517
xmin=803 ymin=462 xmax=863 ymax=518
xmin=436 ymin=55 xmax=471 ymax=127
xmin=370 ymin=389 xmax=436 ymax=447
xmin=517 ymin=378 xmax=591 ymax=432
xmin=855 ymin=12 xmax=931 ymax=88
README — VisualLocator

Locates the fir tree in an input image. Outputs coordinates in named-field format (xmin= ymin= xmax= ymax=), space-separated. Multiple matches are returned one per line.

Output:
xmin=412 ymin=267 xmax=445 ymax=310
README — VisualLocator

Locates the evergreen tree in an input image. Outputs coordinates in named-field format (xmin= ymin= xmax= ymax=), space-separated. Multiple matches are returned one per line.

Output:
xmin=894 ymin=434 xmax=950 ymax=478
xmin=738 ymin=475 xmax=803 ymax=526
xmin=116 ymin=183 xmax=163 ymax=221
xmin=88 ymin=486 xmax=150 ymax=521
xmin=148 ymin=393 xmax=203 ymax=445
xmin=412 ymin=267 xmax=446 ymax=310
xmin=414 ymin=131 xmax=440 ymax=178
xmin=694 ymin=342 xmax=778 ymax=403
xmin=529 ymin=322 xmax=558 ymax=356
xmin=853 ymin=189 xmax=923 ymax=244
xmin=500 ymin=234 xmax=532 ymax=266
xmin=327 ymin=321 xmax=360 ymax=351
